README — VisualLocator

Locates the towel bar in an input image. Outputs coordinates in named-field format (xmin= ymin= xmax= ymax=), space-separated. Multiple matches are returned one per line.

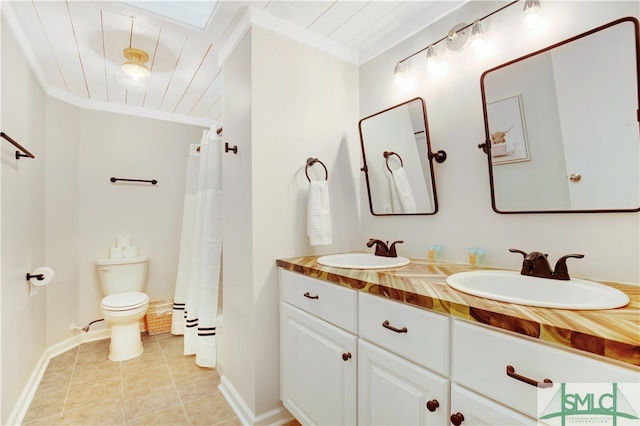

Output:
xmin=305 ymin=157 xmax=328 ymax=182
xmin=1 ymin=132 xmax=35 ymax=160
xmin=110 ymin=177 xmax=158 ymax=185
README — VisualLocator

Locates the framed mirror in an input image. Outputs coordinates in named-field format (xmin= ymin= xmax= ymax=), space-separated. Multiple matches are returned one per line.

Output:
xmin=480 ymin=17 xmax=640 ymax=214
xmin=359 ymin=98 xmax=446 ymax=215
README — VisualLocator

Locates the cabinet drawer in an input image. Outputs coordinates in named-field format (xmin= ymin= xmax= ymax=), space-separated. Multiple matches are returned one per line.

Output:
xmin=452 ymin=319 xmax=640 ymax=418
xmin=359 ymin=292 xmax=449 ymax=375
xmin=450 ymin=384 xmax=534 ymax=425
xmin=280 ymin=269 xmax=357 ymax=334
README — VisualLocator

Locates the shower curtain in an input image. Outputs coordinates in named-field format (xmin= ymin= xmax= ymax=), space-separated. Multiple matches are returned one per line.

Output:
xmin=171 ymin=129 xmax=223 ymax=368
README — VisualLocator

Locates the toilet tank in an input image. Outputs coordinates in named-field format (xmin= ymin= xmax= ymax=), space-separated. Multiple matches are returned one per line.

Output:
xmin=96 ymin=256 xmax=148 ymax=295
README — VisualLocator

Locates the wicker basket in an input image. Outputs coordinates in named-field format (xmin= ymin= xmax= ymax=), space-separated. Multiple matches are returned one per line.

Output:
xmin=145 ymin=300 xmax=173 ymax=335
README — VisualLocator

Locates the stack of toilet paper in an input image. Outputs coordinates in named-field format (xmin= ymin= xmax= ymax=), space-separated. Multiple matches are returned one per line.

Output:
xmin=109 ymin=234 xmax=138 ymax=258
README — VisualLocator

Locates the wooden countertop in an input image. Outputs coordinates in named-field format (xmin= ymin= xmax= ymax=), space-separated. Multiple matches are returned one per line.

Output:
xmin=276 ymin=255 xmax=640 ymax=368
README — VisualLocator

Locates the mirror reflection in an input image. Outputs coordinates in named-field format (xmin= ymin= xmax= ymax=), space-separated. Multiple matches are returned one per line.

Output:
xmin=481 ymin=17 xmax=640 ymax=213
xmin=359 ymin=98 xmax=438 ymax=215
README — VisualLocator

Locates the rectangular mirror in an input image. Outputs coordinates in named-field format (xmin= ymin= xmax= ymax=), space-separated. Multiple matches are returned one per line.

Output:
xmin=359 ymin=98 xmax=444 ymax=215
xmin=481 ymin=17 xmax=640 ymax=213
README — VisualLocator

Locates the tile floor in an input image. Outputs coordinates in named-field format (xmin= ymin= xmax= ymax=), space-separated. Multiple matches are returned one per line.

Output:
xmin=23 ymin=333 xmax=240 ymax=425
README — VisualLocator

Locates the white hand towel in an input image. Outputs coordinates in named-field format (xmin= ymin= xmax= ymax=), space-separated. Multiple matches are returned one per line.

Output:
xmin=307 ymin=180 xmax=332 ymax=246
xmin=392 ymin=167 xmax=417 ymax=213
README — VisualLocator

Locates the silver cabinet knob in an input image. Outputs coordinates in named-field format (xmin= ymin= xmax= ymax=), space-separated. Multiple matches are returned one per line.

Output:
xmin=569 ymin=173 xmax=581 ymax=182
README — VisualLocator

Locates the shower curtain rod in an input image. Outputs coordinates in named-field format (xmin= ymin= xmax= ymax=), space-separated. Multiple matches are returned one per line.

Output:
xmin=1 ymin=132 xmax=35 ymax=159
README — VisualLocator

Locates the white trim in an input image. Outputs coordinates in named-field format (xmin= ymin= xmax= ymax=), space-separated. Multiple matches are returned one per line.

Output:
xmin=6 ymin=330 xmax=110 ymax=425
xmin=218 ymin=7 xmax=358 ymax=69
xmin=218 ymin=375 xmax=293 ymax=426
xmin=47 ymin=86 xmax=216 ymax=128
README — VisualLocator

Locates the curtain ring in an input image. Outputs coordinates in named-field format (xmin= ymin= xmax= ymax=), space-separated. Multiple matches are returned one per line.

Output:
xmin=305 ymin=158 xmax=328 ymax=182
xmin=383 ymin=151 xmax=403 ymax=173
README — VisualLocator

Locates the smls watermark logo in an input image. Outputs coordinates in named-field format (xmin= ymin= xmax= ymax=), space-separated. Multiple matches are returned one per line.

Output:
xmin=538 ymin=383 xmax=640 ymax=425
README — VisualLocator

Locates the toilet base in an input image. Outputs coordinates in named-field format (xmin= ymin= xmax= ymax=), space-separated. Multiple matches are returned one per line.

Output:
xmin=108 ymin=321 xmax=144 ymax=361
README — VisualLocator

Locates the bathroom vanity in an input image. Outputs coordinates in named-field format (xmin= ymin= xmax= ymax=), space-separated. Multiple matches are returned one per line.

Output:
xmin=277 ymin=256 xmax=639 ymax=425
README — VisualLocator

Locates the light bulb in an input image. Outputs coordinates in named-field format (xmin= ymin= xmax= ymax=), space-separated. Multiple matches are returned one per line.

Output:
xmin=469 ymin=20 xmax=487 ymax=55
xmin=522 ymin=0 xmax=542 ymax=31
xmin=393 ymin=62 xmax=406 ymax=87
xmin=424 ymin=44 xmax=446 ymax=78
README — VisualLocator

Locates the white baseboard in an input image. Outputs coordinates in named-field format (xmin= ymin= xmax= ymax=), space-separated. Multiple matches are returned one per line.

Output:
xmin=218 ymin=375 xmax=293 ymax=426
xmin=6 ymin=329 xmax=110 ymax=425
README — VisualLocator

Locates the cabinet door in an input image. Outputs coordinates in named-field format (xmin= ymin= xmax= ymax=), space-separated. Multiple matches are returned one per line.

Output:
xmin=280 ymin=302 xmax=357 ymax=426
xmin=358 ymin=339 xmax=449 ymax=425
xmin=450 ymin=384 xmax=535 ymax=425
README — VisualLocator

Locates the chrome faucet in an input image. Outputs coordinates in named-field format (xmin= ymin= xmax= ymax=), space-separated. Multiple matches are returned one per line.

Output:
xmin=367 ymin=239 xmax=404 ymax=258
xmin=509 ymin=249 xmax=584 ymax=280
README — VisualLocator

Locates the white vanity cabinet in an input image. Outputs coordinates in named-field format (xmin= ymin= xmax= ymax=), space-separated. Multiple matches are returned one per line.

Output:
xmin=280 ymin=270 xmax=358 ymax=426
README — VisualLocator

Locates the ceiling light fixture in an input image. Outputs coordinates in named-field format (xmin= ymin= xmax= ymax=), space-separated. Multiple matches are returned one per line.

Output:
xmin=522 ymin=0 xmax=543 ymax=31
xmin=121 ymin=47 xmax=151 ymax=80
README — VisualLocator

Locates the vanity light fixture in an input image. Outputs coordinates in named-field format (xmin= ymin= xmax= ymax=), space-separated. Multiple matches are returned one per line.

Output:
xmin=424 ymin=44 xmax=446 ymax=78
xmin=522 ymin=0 xmax=542 ymax=31
xmin=391 ymin=0 xmax=521 ymax=86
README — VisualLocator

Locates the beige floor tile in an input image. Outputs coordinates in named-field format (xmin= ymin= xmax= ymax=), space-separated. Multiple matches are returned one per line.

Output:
xmin=173 ymin=370 xmax=221 ymax=403
xmin=34 ymin=368 xmax=73 ymax=397
xmin=23 ymin=412 xmax=63 ymax=425
xmin=127 ymin=405 xmax=189 ymax=425
xmin=183 ymin=393 xmax=236 ymax=426
xmin=157 ymin=334 xmax=186 ymax=354
xmin=75 ymin=346 xmax=113 ymax=366
xmin=59 ymin=404 xmax=124 ymax=425
xmin=47 ymin=348 xmax=78 ymax=371
xmin=22 ymin=388 xmax=66 ymax=424
xmin=79 ymin=338 xmax=111 ymax=354
xmin=70 ymin=359 xmax=121 ymax=388
xmin=167 ymin=355 xmax=215 ymax=382
xmin=64 ymin=376 xmax=123 ymax=413
xmin=123 ymin=382 xmax=182 ymax=420
xmin=122 ymin=363 xmax=173 ymax=391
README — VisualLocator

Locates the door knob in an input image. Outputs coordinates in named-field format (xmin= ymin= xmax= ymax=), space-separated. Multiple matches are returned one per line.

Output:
xmin=341 ymin=352 xmax=352 ymax=361
xmin=426 ymin=399 xmax=439 ymax=412
xmin=569 ymin=173 xmax=581 ymax=182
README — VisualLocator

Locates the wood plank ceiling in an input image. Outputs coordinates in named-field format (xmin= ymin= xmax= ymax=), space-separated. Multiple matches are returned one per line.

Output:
xmin=3 ymin=1 xmax=465 ymax=126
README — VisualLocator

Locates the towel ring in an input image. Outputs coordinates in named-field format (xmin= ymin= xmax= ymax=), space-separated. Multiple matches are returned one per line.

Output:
xmin=383 ymin=151 xmax=403 ymax=173
xmin=305 ymin=157 xmax=328 ymax=182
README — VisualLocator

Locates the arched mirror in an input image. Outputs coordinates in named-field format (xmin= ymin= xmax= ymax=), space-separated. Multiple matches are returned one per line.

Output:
xmin=359 ymin=98 xmax=446 ymax=215
xmin=480 ymin=17 xmax=640 ymax=213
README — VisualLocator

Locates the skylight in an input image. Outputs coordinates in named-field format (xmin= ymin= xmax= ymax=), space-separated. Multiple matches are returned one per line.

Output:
xmin=117 ymin=1 xmax=217 ymax=31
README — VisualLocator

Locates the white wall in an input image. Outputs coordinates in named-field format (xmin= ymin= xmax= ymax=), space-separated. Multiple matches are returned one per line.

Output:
xmin=1 ymin=22 xmax=47 ymax=424
xmin=76 ymin=110 xmax=204 ymax=328
xmin=359 ymin=1 xmax=640 ymax=284
xmin=45 ymin=98 xmax=80 ymax=346
xmin=222 ymin=25 xmax=359 ymax=420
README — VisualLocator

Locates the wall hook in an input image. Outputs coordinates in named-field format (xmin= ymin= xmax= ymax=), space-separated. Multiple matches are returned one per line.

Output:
xmin=26 ymin=273 xmax=45 ymax=281
xmin=225 ymin=142 xmax=238 ymax=154
xmin=429 ymin=150 xmax=447 ymax=163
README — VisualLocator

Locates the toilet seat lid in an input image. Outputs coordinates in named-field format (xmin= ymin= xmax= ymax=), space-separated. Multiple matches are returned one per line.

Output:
xmin=101 ymin=292 xmax=148 ymax=311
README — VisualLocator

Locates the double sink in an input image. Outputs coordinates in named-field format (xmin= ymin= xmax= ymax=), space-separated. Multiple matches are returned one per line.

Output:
xmin=316 ymin=253 xmax=629 ymax=310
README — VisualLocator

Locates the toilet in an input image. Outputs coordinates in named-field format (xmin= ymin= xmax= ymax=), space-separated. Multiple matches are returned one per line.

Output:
xmin=96 ymin=255 xmax=149 ymax=361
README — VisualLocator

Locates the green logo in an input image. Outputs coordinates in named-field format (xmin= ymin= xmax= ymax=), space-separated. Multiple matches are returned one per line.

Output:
xmin=539 ymin=383 xmax=639 ymax=425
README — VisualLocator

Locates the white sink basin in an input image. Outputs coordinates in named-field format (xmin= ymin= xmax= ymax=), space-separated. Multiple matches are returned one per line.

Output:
xmin=446 ymin=270 xmax=629 ymax=310
xmin=317 ymin=253 xmax=410 ymax=269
